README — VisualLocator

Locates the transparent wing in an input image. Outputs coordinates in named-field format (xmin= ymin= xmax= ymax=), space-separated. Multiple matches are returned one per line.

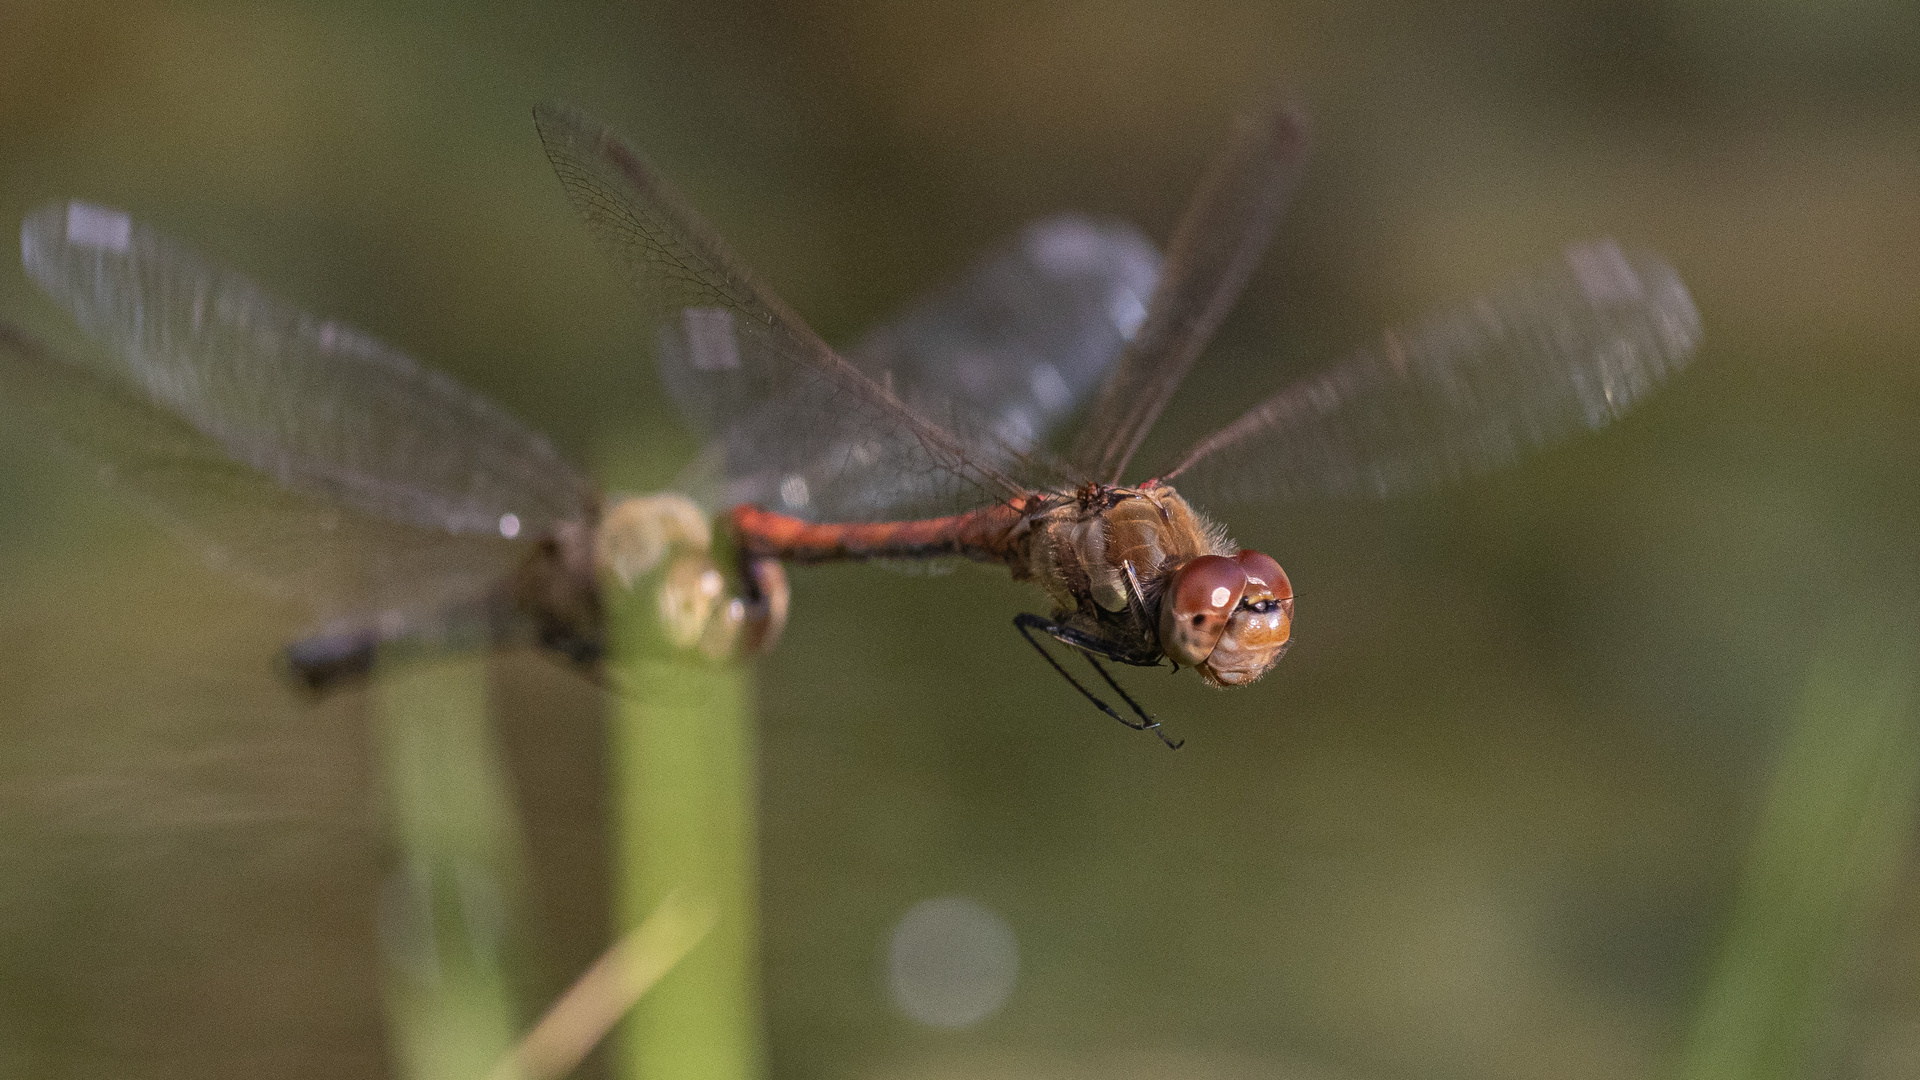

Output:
xmin=1068 ymin=98 xmax=1311 ymax=484
xmin=534 ymin=103 xmax=1025 ymax=522
xmin=20 ymin=201 xmax=593 ymax=538
xmin=0 ymin=320 xmax=524 ymax=623
xmin=845 ymin=215 xmax=1159 ymax=462
xmin=1158 ymin=241 xmax=1702 ymax=502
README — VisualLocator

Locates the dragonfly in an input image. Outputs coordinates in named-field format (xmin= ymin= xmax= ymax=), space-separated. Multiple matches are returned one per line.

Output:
xmin=0 ymin=100 xmax=1699 ymax=748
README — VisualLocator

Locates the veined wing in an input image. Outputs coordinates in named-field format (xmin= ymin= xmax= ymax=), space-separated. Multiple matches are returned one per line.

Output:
xmin=1068 ymin=97 xmax=1310 ymax=485
xmin=20 ymin=201 xmax=592 ymax=538
xmin=1158 ymin=241 xmax=1701 ymax=501
xmin=847 ymin=215 xmax=1159 ymax=464
xmin=534 ymin=103 xmax=1024 ymax=522
xmin=679 ymin=216 xmax=1158 ymax=538
xmin=0 ymin=320 xmax=525 ymax=623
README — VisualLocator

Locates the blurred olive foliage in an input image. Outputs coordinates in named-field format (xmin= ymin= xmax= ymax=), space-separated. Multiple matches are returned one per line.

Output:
xmin=2 ymin=2 xmax=1919 ymax=1079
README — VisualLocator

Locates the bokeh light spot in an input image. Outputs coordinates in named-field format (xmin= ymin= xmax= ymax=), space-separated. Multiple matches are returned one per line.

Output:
xmin=885 ymin=895 xmax=1019 ymax=1029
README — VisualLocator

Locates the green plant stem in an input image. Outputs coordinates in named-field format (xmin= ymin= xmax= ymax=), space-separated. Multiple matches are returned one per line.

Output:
xmin=1676 ymin=620 xmax=1920 ymax=1080
xmin=609 ymin=587 xmax=763 ymax=1080
xmin=374 ymin=656 xmax=526 ymax=1080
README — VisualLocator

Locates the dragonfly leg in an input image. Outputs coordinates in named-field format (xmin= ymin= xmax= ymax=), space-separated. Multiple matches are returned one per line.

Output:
xmin=1013 ymin=613 xmax=1182 ymax=750
xmin=1082 ymin=651 xmax=1183 ymax=750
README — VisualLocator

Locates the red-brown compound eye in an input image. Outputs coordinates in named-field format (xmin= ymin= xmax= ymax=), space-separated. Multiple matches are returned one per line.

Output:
xmin=1200 ymin=550 xmax=1295 ymax=687
xmin=1234 ymin=549 xmax=1291 ymax=603
xmin=1158 ymin=554 xmax=1249 ymax=667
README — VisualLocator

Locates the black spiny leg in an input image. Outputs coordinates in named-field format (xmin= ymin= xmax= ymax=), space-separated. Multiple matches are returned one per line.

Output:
xmin=1013 ymin=613 xmax=1183 ymax=750
xmin=1081 ymin=651 xmax=1183 ymax=749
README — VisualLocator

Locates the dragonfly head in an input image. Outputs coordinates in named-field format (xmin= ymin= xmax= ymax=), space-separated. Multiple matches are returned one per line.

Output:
xmin=1159 ymin=549 xmax=1293 ymax=686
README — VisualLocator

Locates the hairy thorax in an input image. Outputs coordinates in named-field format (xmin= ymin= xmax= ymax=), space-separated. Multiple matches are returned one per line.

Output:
xmin=1022 ymin=483 xmax=1235 ymax=662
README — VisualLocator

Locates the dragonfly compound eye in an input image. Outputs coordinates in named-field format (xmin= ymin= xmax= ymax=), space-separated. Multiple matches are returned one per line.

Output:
xmin=1200 ymin=549 xmax=1293 ymax=686
xmin=1159 ymin=554 xmax=1249 ymax=667
xmin=1233 ymin=549 xmax=1291 ymax=603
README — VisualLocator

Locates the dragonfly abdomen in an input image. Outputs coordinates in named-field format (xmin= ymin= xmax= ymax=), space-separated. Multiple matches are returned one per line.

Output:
xmin=730 ymin=500 xmax=1031 ymax=566
xmin=280 ymin=589 xmax=527 ymax=693
xmin=282 ymin=625 xmax=383 ymax=690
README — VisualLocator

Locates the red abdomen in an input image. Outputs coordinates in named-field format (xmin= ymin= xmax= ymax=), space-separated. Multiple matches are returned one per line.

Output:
xmin=731 ymin=498 xmax=1031 ymax=565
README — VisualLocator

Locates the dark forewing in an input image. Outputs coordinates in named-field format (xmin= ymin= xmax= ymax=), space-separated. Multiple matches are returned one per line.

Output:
xmin=533 ymin=103 xmax=1023 ymax=521
xmin=1068 ymin=98 xmax=1310 ymax=485
xmin=1159 ymin=241 xmax=1702 ymax=501
xmin=19 ymin=201 xmax=592 ymax=538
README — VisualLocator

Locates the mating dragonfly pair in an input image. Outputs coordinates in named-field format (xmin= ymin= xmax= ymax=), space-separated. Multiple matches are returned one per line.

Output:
xmin=0 ymin=100 xmax=1699 ymax=748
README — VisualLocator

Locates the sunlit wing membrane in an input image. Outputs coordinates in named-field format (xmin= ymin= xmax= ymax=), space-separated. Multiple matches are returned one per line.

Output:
xmin=1069 ymin=97 xmax=1311 ymax=485
xmin=0 ymin=320 xmax=526 ymax=623
xmin=534 ymin=103 xmax=1024 ymax=522
xmin=847 ymin=215 xmax=1159 ymax=465
xmin=19 ymin=201 xmax=591 ymax=538
xmin=1159 ymin=240 xmax=1702 ymax=502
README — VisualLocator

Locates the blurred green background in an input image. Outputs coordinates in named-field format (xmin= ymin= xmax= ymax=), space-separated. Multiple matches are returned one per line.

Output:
xmin=3 ymin=2 xmax=1919 ymax=1078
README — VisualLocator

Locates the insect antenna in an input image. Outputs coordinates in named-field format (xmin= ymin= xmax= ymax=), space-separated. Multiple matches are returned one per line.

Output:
xmin=1013 ymin=614 xmax=1183 ymax=750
